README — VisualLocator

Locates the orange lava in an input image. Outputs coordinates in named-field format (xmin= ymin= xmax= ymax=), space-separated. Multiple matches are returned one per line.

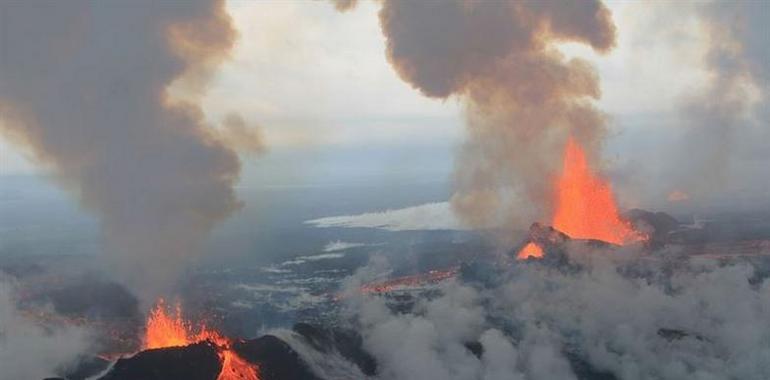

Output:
xmin=144 ymin=299 xmax=259 ymax=380
xmin=144 ymin=299 xmax=191 ymax=349
xmin=360 ymin=268 xmax=458 ymax=294
xmin=667 ymin=190 xmax=690 ymax=202
xmin=516 ymin=242 xmax=544 ymax=260
xmin=219 ymin=350 xmax=259 ymax=380
xmin=552 ymin=137 xmax=641 ymax=245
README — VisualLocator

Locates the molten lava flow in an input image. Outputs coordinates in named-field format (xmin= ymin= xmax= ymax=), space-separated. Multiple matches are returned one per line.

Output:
xmin=360 ymin=268 xmax=458 ymax=294
xmin=552 ymin=137 xmax=641 ymax=244
xmin=144 ymin=299 xmax=259 ymax=380
xmin=516 ymin=242 xmax=544 ymax=260
xmin=219 ymin=350 xmax=259 ymax=380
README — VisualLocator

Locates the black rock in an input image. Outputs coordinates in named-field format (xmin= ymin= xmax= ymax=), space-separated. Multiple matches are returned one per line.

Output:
xmin=233 ymin=335 xmax=321 ymax=380
xmin=464 ymin=341 xmax=484 ymax=359
xmin=625 ymin=209 xmax=680 ymax=247
xmin=564 ymin=351 xmax=618 ymax=380
xmin=56 ymin=355 xmax=111 ymax=380
xmin=528 ymin=222 xmax=571 ymax=247
xmin=459 ymin=259 xmax=504 ymax=288
xmin=98 ymin=341 xmax=222 ymax=380
xmin=293 ymin=322 xmax=377 ymax=376
xmin=520 ymin=223 xmax=577 ymax=270
xmin=45 ymin=275 xmax=140 ymax=320
xmin=657 ymin=328 xmax=707 ymax=342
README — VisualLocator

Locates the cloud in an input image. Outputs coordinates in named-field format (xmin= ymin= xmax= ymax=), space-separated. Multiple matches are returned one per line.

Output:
xmin=324 ymin=241 xmax=367 ymax=252
xmin=305 ymin=202 xmax=465 ymax=231
xmin=332 ymin=0 xmax=617 ymax=231
xmin=667 ymin=1 xmax=770 ymax=204
xmin=281 ymin=253 xmax=346 ymax=266
xmin=217 ymin=112 xmax=266 ymax=155
xmin=340 ymin=247 xmax=770 ymax=379
xmin=0 ymin=280 xmax=91 ymax=379
xmin=205 ymin=0 xmax=461 ymax=150
xmin=0 ymin=0 xmax=250 ymax=302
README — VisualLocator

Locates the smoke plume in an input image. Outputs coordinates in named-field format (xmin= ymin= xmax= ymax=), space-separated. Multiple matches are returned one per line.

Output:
xmin=0 ymin=1 xmax=250 ymax=302
xmin=342 ymin=250 xmax=770 ymax=379
xmin=218 ymin=112 xmax=266 ymax=155
xmin=341 ymin=0 xmax=617 ymax=230
xmin=670 ymin=0 xmax=769 ymax=205
xmin=332 ymin=0 xmax=359 ymax=13
xmin=0 ymin=280 xmax=91 ymax=379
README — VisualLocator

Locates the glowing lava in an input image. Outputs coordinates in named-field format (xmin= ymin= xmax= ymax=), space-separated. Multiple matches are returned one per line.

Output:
xmin=360 ymin=268 xmax=458 ymax=294
xmin=516 ymin=242 xmax=544 ymax=260
xmin=668 ymin=190 xmax=690 ymax=202
xmin=144 ymin=299 xmax=191 ymax=349
xmin=552 ymin=137 xmax=641 ymax=244
xmin=144 ymin=299 xmax=259 ymax=380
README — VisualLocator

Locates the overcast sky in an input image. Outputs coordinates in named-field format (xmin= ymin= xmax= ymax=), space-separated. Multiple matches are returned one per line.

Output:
xmin=0 ymin=0 xmax=738 ymax=209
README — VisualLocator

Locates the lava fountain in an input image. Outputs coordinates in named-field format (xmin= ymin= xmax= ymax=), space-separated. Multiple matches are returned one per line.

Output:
xmin=144 ymin=299 xmax=259 ymax=380
xmin=552 ymin=137 xmax=641 ymax=244
xmin=517 ymin=137 xmax=642 ymax=260
xmin=516 ymin=242 xmax=545 ymax=260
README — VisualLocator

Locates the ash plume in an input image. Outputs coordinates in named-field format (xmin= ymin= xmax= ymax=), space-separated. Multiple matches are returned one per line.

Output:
xmin=0 ymin=1 xmax=252 ymax=302
xmin=340 ymin=0 xmax=617 ymax=230
xmin=332 ymin=0 xmax=359 ymax=13
xmin=218 ymin=112 xmax=266 ymax=155
xmin=671 ymin=0 xmax=769 ymax=205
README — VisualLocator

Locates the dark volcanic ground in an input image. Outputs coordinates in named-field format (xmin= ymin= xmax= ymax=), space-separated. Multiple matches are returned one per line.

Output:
xmin=3 ymin=177 xmax=770 ymax=379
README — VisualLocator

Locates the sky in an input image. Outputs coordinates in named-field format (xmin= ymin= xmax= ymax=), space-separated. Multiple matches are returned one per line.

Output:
xmin=0 ymin=0 xmax=762 ymax=209
xmin=0 ymin=1 xmax=697 ymax=169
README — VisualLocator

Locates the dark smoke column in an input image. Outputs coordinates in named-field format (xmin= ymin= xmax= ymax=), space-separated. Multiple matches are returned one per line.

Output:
xmin=0 ymin=0 xmax=243 ymax=301
xmin=340 ymin=0 xmax=616 ymax=231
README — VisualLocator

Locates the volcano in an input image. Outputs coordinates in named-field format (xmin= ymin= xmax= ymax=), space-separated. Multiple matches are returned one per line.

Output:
xmin=552 ymin=137 xmax=642 ymax=244
xmin=65 ymin=298 xmax=377 ymax=380
xmin=80 ymin=321 xmax=376 ymax=380
xmin=63 ymin=299 xmax=261 ymax=380
xmin=140 ymin=299 xmax=259 ymax=380
xmin=517 ymin=137 xmax=645 ymax=260
xmin=37 ymin=134 xmax=687 ymax=380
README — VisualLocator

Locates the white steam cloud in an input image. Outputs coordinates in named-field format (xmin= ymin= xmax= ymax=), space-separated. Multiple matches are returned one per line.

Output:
xmin=666 ymin=1 xmax=770 ymax=207
xmin=0 ymin=280 xmax=91 ymax=380
xmin=342 ymin=248 xmax=770 ymax=379
xmin=306 ymin=202 xmax=464 ymax=231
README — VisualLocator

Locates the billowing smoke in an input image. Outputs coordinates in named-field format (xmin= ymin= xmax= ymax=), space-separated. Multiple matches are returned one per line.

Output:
xmin=669 ymin=1 xmax=769 ymax=206
xmin=0 ymin=1 xmax=258 ymax=301
xmin=332 ymin=0 xmax=359 ymax=13
xmin=219 ymin=112 xmax=266 ymax=155
xmin=342 ymin=249 xmax=770 ymax=379
xmin=0 ymin=280 xmax=91 ymax=379
xmin=338 ymin=0 xmax=616 ymax=231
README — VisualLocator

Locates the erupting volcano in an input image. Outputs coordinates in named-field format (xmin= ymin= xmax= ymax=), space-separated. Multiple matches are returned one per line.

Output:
xmin=144 ymin=299 xmax=259 ymax=380
xmin=552 ymin=137 xmax=641 ymax=245
xmin=517 ymin=137 xmax=643 ymax=260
